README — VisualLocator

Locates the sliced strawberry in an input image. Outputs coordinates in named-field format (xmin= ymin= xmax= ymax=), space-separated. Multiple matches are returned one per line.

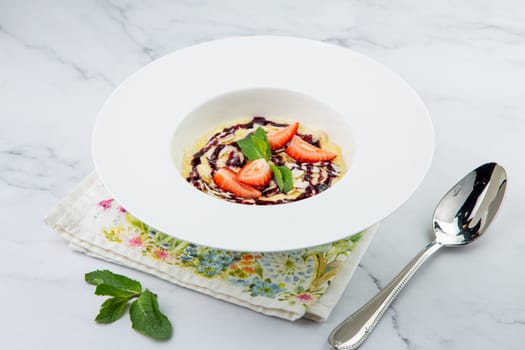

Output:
xmin=236 ymin=158 xmax=272 ymax=187
xmin=267 ymin=122 xmax=299 ymax=150
xmin=213 ymin=168 xmax=262 ymax=199
xmin=285 ymin=136 xmax=337 ymax=163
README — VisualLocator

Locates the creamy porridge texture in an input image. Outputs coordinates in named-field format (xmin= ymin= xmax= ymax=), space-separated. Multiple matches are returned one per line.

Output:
xmin=183 ymin=117 xmax=345 ymax=205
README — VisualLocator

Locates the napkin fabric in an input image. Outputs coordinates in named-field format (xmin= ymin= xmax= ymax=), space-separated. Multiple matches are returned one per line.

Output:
xmin=45 ymin=173 xmax=377 ymax=321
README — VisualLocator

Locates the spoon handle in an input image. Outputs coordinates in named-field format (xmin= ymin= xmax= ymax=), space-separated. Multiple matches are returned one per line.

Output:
xmin=328 ymin=241 xmax=443 ymax=349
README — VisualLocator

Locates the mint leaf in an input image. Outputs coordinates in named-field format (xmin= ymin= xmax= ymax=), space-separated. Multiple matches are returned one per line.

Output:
xmin=271 ymin=165 xmax=283 ymax=189
xmin=130 ymin=289 xmax=173 ymax=340
xmin=95 ymin=297 xmax=130 ymax=324
xmin=85 ymin=270 xmax=142 ymax=295
xmin=237 ymin=127 xmax=271 ymax=161
xmin=95 ymin=284 xmax=138 ymax=298
xmin=252 ymin=127 xmax=271 ymax=160
xmin=252 ymin=137 xmax=270 ymax=160
xmin=271 ymin=165 xmax=294 ymax=193
xmin=279 ymin=166 xmax=294 ymax=193
xmin=237 ymin=137 xmax=261 ymax=161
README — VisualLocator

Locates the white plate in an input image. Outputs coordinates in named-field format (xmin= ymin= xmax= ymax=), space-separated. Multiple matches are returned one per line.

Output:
xmin=93 ymin=36 xmax=434 ymax=252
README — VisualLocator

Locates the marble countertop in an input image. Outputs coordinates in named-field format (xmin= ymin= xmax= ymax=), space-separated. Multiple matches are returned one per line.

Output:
xmin=1 ymin=1 xmax=524 ymax=349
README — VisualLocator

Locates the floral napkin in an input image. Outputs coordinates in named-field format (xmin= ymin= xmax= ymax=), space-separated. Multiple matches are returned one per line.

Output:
xmin=45 ymin=173 xmax=378 ymax=321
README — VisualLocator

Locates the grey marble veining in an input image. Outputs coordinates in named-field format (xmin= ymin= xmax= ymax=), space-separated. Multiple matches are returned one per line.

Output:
xmin=1 ymin=1 xmax=524 ymax=349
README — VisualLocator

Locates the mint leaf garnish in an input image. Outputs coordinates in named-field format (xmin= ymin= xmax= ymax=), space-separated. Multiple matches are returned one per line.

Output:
xmin=94 ymin=284 xmax=138 ymax=298
xmin=237 ymin=127 xmax=271 ymax=161
xmin=237 ymin=127 xmax=294 ymax=194
xmin=85 ymin=270 xmax=173 ymax=341
xmin=95 ymin=297 xmax=130 ymax=324
xmin=271 ymin=165 xmax=294 ymax=193
xmin=130 ymin=289 xmax=173 ymax=340
xmin=252 ymin=127 xmax=272 ymax=160
xmin=85 ymin=269 xmax=142 ymax=295
xmin=236 ymin=137 xmax=260 ymax=161
xmin=271 ymin=165 xmax=284 ymax=189
xmin=279 ymin=166 xmax=294 ymax=193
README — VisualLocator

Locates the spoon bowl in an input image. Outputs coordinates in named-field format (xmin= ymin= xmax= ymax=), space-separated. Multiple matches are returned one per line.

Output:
xmin=328 ymin=162 xmax=507 ymax=349
xmin=433 ymin=162 xmax=507 ymax=246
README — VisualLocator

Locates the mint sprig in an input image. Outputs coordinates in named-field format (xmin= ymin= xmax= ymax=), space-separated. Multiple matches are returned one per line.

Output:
xmin=237 ymin=127 xmax=295 ymax=194
xmin=271 ymin=165 xmax=294 ymax=193
xmin=236 ymin=127 xmax=271 ymax=161
xmin=85 ymin=270 xmax=173 ymax=340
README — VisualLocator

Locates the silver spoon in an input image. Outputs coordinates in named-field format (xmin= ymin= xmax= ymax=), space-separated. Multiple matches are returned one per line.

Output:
xmin=328 ymin=162 xmax=507 ymax=350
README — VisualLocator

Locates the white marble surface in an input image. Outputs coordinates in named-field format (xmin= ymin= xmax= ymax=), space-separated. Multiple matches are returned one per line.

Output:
xmin=1 ymin=1 xmax=524 ymax=349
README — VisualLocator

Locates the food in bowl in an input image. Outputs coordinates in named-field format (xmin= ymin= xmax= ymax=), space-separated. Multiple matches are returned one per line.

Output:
xmin=182 ymin=116 xmax=345 ymax=205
